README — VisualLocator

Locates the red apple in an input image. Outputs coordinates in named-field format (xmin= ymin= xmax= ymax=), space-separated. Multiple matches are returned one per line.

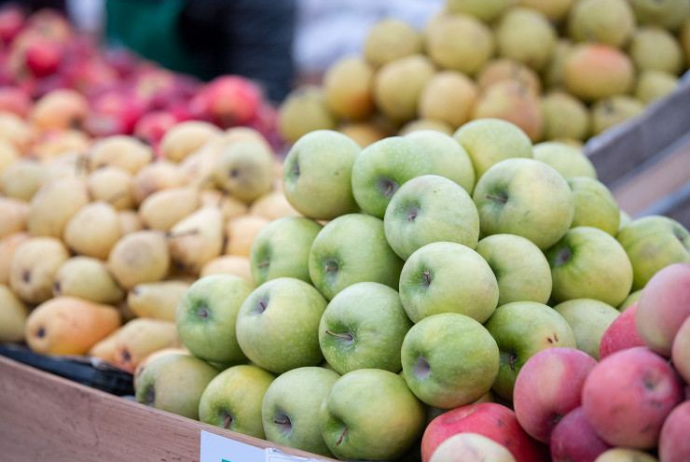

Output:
xmin=582 ymin=347 xmax=683 ymax=448
xmin=202 ymin=76 xmax=262 ymax=127
xmin=0 ymin=6 xmax=24 ymax=44
xmin=134 ymin=111 xmax=178 ymax=154
xmin=86 ymin=90 xmax=145 ymax=136
xmin=25 ymin=37 xmax=62 ymax=77
xmin=421 ymin=402 xmax=548 ymax=462
xmin=599 ymin=304 xmax=645 ymax=358
xmin=659 ymin=401 xmax=690 ymax=462
xmin=550 ymin=407 xmax=610 ymax=462
xmin=514 ymin=348 xmax=597 ymax=443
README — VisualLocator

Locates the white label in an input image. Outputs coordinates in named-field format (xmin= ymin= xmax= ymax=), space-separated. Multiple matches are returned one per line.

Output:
xmin=200 ymin=431 xmax=265 ymax=462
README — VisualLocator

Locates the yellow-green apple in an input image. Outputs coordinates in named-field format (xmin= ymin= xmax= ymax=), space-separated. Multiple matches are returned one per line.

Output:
xmin=568 ymin=178 xmax=619 ymax=235
xmin=319 ymin=369 xmax=425 ymax=461
xmin=617 ymin=216 xmax=690 ymax=290
xmin=135 ymin=353 xmax=219 ymax=419
xmin=446 ymin=0 xmax=513 ymax=22
xmin=540 ymin=93 xmax=590 ymax=142
xmin=619 ymin=289 xmax=641 ymax=310
xmin=547 ymin=227 xmax=633 ymax=306
xmin=630 ymin=27 xmax=683 ymax=73
xmin=636 ymin=263 xmax=690 ymax=356
xmin=554 ymin=299 xmax=620 ymax=359
xmin=636 ymin=70 xmax=678 ymax=104
xmin=176 ymin=275 xmax=252 ymax=364
xmin=236 ymin=278 xmax=326 ymax=373
xmin=250 ymin=217 xmax=322 ymax=285
xmin=454 ymin=119 xmax=533 ymax=179
xmin=672 ymin=318 xmax=690 ymax=383
xmin=595 ymin=449 xmax=659 ymax=462
xmin=533 ymin=142 xmax=596 ymax=180
xmin=282 ymin=130 xmax=360 ymax=220
xmin=563 ymin=44 xmax=634 ymax=102
xmin=599 ymin=304 xmax=645 ymax=358
xmin=424 ymin=15 xmax=494 ymax=76
xmin=399 ymin=242 xmax=498 ymax=323
xmin=473 ymin=158 xmax=574 ymax=250
xmin=485 ymin=302 xmax=577 ymax=400
xmin=550 ymin=407 xmax=611 ymax=462
xmin=421 ymin=402 xmax=549 ymax=462
xmin=401 ymin=313 xmax=499 ymax=408
xmin=309 ymin=214 xmax=403 ymax=300
xmin=513 ymin=348 xmax=597 ymax=443
xmin=659 ymin=401 xmax=690 ymax=462
xmin=476 ymin=234 xmax=552 ymax=305
xmin=429 ymin=433 xmax=516 ymax=462
xmin=363 ymin=19 xmax=422 ymax=67
xmin=568 ymin=0 xmax=635 ymax=47
xmin=261 ymin=367 xmax=339 ymax=456
xmin=495 ymin=7 xmax=557 ymax=72
xmin=518 ymin=0 xmax=576 ymax=22
xmin=198 ymin=365 xmax=274 ymax=438
xmin=384 ymin=175 xmax=479 ymax=260
xmin=319 ymin=282 xmax=412 ymax=374
xmin=582 ymin=347 xmax=684 ymax=448
xmin=630 ymin=0 xmax=690 ymax=31
xmin=406 ymin=130 xmax=476 ymax=192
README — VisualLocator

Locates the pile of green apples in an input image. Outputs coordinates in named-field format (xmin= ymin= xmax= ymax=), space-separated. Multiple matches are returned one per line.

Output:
xmin=135 ymin=120 xmax=690 ymax=462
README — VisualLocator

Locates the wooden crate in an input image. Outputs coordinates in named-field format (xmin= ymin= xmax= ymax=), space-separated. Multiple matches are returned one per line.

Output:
xmin=0 ymin=357 xmax=332 ymax=462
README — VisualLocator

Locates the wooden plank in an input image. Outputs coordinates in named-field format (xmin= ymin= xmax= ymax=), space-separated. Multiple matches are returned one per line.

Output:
xmin=0 ymin=357 xmax=331 ymax=462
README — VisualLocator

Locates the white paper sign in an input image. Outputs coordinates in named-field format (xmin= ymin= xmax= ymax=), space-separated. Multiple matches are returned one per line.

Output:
xmin=200 ymin=431 xmax=266 ymax=462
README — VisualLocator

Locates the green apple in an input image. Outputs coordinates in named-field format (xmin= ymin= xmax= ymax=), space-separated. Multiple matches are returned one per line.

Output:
xmin=198 ymin=365 xmax=275 ymax=438
xmin=453 ymin=118 xmax=533 ymax=179
xmin=533 ymin=142 xmax=597 ymax=180
xmin=473 ymin=158 xmax=575 ymax=250
xmin=309 ymin=213 xmax=403 ymax=300
xmin=568 ymin=177 xmax=620 ymax=235
xmin=405 ymin=130 xmax=476 ymax=194
xmin=236 ymin=278 xmax=326 ymax=373
xmin=384 ymin=175 xmax=479 ymax=260
xmin=485 ymin=301 xmax=576 ymax=400
xmin=401 ymin=313 xmax=499 ymax=408
xmin=250 ymin=217 xmax=322 ymax=285
xmin=319 ymin=369 xmax=425 ymax=460
xmin=262 ymin=367 xmax=340 ymax=456
xmin=319 ymin=282 xmax=412 ymax=374
xmin=399 ymin=242 xmax=498 ymax=323
xmin=547 ymin=227 xmax=634 ymax=306
xmin=176 ymin=275 xmax=252 ymax=364
xmin=617 ymin=216 xmax=690 ymax=290
xmin=283 ymin=130 xmax=360 ymax=220
xmin=619 ymin=289 xmax=641 ymax=311
xmin=475 ymin=234 xmax=552 ymax=305
xmin=554 ymin=299 xmax=620 ymax=359
xmin=135 ymin=353 xmax=219 ymax=419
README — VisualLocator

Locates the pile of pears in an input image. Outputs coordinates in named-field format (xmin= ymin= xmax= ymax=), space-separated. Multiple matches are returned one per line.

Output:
xmin=279 ymin=0 xmax=690 ymax=147
xmin=0 ymin=112 xmax=296 ymax=375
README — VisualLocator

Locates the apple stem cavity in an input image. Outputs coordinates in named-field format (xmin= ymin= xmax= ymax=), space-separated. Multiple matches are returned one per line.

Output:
xmin=324 ymin=259 xmax=339 ymax=274
xmin=421 ymin=270 xmax=432 ymax=288
xmin=335 ymin=427 xmax=348 ymax=447
xmin=144 ymin=385 xmax=155 ymax=406
xmin=222 ymin=411 xmax=234 ymax=429
xmin=256 ymin=296 xmax=269 ymax=314
xmin=407 ymin=206 xmax=419 ymax=223
xmin=196 ymin=305 xmax=210 ymax=320
xmin=229 ymin=168 xmax=241 ymax=179
xmin=325 ymin=330 xmax=354 ymax=343
xmin=274 ymin=413 xmax=292 ymax=434
xmin=500 ymin=350 xmax=519 ymax=372
xmin=414 ymin=356 xmax=431 ymax=380
xmin=553 ymin=246 xmax=573 ymax=267
xmin=486 ymin=191 xmax=509 ymax=205
xmin=377 ymin=177 xmax=399 ymax=198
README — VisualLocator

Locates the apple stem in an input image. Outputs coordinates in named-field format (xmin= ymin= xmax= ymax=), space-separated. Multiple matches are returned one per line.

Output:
xmin=335 ymin=427 xmax=348 ymax=446
xmin=223 ymin=412 xmax=233 ymax=429
xmin=486 ymin=193 xmax=508 ymax=204
xmin=325 ymin=330 xmax=354 ymax=342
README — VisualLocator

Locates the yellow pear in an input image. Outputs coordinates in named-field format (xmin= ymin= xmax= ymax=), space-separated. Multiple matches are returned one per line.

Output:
xmin=53 ymin=257 xmax=124 ymax=304
xmin=132 ymin=160 xmax=184 ymax=204
xmin=1 ymin=160 xmax=47 ymax=201
xmin=89 ymin=330 xmax=118 ymax=363
xmin=201 ymin=255 xmax=253 ymax=285
xmin=213 ymin=141 xmax=274 ymax=203
xmin=178 ymin=139 xmax=222 ymax=188
xmin=25 ymin=296 xmax=121 ymax=355
xmin=28 ymin=177 xmax=89 ymax=237
xmin=0 ymin=233 xmax=29 ymax=285
xmin=222 ymin=127 xmax=271 ymax=151
xmin=108 ymin=231 xmax=170 ymax=290
xmin=64 ymin=202 xmax=122 ymax=259
xmin=0 ymin=284 xmax=29 ymax=342
xmin=200 ymin=190 xmax=248 ymax=221
xmin=127 ymin=280 xmax=190 ymax=321
xmin=225 ymin=215 xmax=270 ymax=257
xmin=160 ymin=121 xmax=221 ymax=163
xmin=111 ymin=318 xmax=180 ymax=373
xmin=89 ymin=135 xmax=152 ymax=174
xmin=0 ymin=197 xmax=29 ymax=239
xmin=139 ymin=187 xmax=200 ymax=231
xmin=10 ymin=237 xmax=69 ymax=304
xmin=87 ymin=166 xmax=135 ymax=210
xmin=0 ymin=112 xmax=32 ymax=151
xmin=250 ymin=191 xmax=299 ymax=220
xmin=33 ymin=129 xmax=90 ymax=161
xmin=0 ymin=139 xmax=19 ymax=176
xmin=168 ymin=206 xmax=224 ymax=274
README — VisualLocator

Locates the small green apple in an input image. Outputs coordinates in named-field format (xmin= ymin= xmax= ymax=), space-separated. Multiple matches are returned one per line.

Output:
xmin=309 ymin=213 xmax=403 ymax=300
xmin=319 ymin=369 xmax=425 ymax=460
xmin=399 ymin=242 xmax=498 ymax=323
xmin=619 ymin=289 xmax=641 ymax=311
xmin=533 ymin=142 xmax=596 ymax=180
xmin=262 ymin=367 xmax=340 ymax=456
xmin=485 ymin=301 xmax=576 ymax=400
xmin=473 ymin=158 xmax=575 ymax=250
xmin=319 ymin=282 xmax=412 ymax=374
xmin=454 ymin=118 xmax=533 ymax=179
xmin=135 ymin=353 xmax=219 ymax=419
xmin=547 ymin=227 xmax=634 ymax=306
xmin=236 ymin=278 xmax=326 ymax=373
xmin=617 ymin=216 xmax=690 ymax=290
xmin=250 ymin=217 xmax=322 ymax=285
xmin=176 ymin=275 xmax=252 ymax=364
xmin=401 ymin=313 xmax=499 ymax=408
xmin=568 ymin=177 xmax=620 ymax=235
xmin=283 ymin=130 xmax=360 ymax=220
xmin=476 ymin=234 xmax=552 ymax=305
xmin=554 ymin=299 xmax=620 ymax=359
xmin=198 ymin=365 xmax=275 ymax=438
xmin=384 ymin=175 xmax=479 ymax=260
